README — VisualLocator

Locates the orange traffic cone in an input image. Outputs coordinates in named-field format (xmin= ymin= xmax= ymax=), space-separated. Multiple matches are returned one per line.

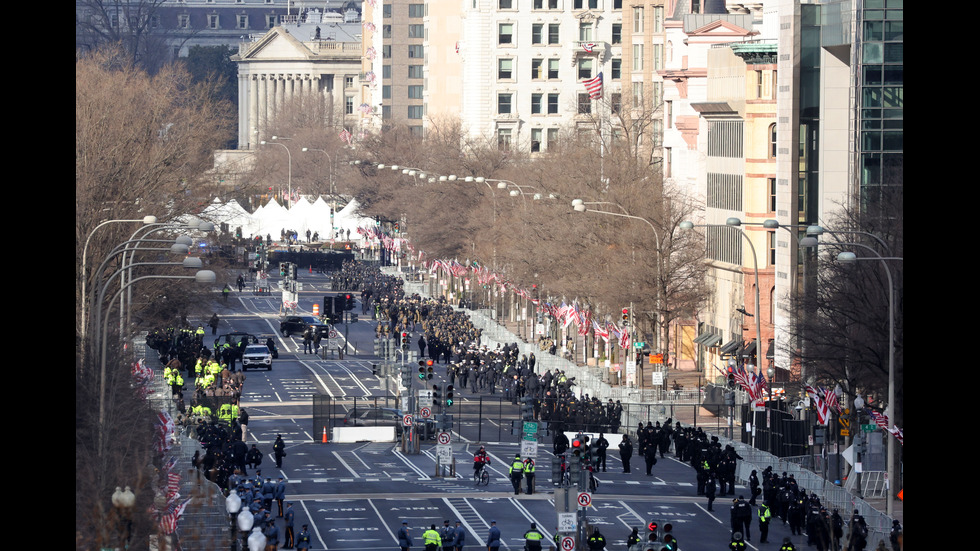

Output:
xmin=309 ymin=265 xmax=313 ymax=274
xmin=322 ymin=426 xmax=329 ymax=443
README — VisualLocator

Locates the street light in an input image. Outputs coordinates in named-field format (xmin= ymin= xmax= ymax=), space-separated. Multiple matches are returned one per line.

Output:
xmin=681 ymin=219 xmax=764 ymax=438
xmin=261 ymin=138 xmax=292 ymax=208
xmin=803 ymin=237 xmax=902 ymax=516
xmin=575 ymin=200 xmax=665 ymax=367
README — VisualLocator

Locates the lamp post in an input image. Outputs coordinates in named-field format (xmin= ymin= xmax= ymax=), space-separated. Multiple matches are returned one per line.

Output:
xmin=681 ymin=219 xmax=764 ymax=445
xmin=261 ymin=138 xmax=292 ymax=208
xmin=111 ymin=485 xmax=136 ymax=549
xmin=802 ymin=235 xmax=902 ymax=516
xmin=226 ymin=489 xmax=243 ymax=550
xmin=574 ymin=200 xmax=664 ymax=378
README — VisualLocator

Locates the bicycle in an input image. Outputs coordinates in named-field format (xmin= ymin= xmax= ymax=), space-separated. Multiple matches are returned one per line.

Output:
xmin=556 ymin=454 xmax=572 ymax=487
xmin=474 ymin=462 xmax=490 ymax=486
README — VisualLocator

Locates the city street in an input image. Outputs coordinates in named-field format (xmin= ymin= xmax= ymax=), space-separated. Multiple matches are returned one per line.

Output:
xmin=202 ymin=267 xmax=823 ymax=550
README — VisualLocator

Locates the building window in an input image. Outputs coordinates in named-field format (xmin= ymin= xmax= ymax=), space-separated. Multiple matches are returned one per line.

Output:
xmin=531 ymin=93 xmax=543 ymax=114
xmin=498 ymin=93 xmax=513 ymax=114
xmin=531 ymin=128 xmax=543 ymax=152
xmin=383 ymin=85 xmax=391 ymax=99
xmin=345 ymin=76 xmax=354 ymax=89
xmin=383 ymin=65 xmax=391 ymax=78
xmin=266 ymin=14 xmax=276 ymax=28
xmin=383 ymin=4 xmax=392 ymax=17
xmin=237 ymin=15 xmax=248 ymax=28
xmin=632 ymin=44 xmax=644 ymax=71
xmin=769 ymin=177 xmax=777 ymax=212
xmin=612 ymin=23 xmax=622 ymax=44
xmin=652 ymin=44 xmax=663 ymax=71
xmin=178 ymin=14 xmax=190 ymax=28
xmin=653 ymin=6 xmax=663 ymax=32
xmin=549 ymin=23 xmax=560 ymax=44
xmin=208 ymin=14 xmax=219 ymax=29
xmin=408 ymin=85 xmax=424 ymax=99
xmin=769 ymin=124 xmax=777 ymax=158
xmin=531 ymin=58 xmax=544 ymax=79
xmin=345 ymin=96 xmax=354 ymax=115
xmin=408 ymin=45 xmax=424 ymax=58
xmin=768 ymin=230 xmax=776 ymax=266
xmin=498 ymin=58 xmax=513 ymax=79
xmin=578 ymin=93 xmax=592 ymax=114
xmin=548 ymin=59 xmax=560 ymax=79
xmin=499 ymin=0 xmax=513 ymax=8
xmin=382 ymin=45 xmax=391 ymax=58
xmin=408 ymin=4 xmax=425 ymax=17
xmin=498 ymin=128 xmax=513 ymax=150
xmin=383 ymin=24 xmax=392 ymax=38
xmin=532 ymin=23 xmax=543 ymax=44
xmin=632 ymin=6 xmax=644 ymax=33
xmin=548 ymin=128 xmax=559 ymax=148
xmin=549 ymin=0 xmax=558 ymax=7
xmin=573 ymin=0 xmax=598 ymax=8
xmin=632 ymin=81 xmax=643 ymax=108
xmin=499 ymin=23 xmax=514 ymax=45
xmin=611 ymin=93 xmax=621 ymax=114
xmin=534 ymin=0 xmax=544 ymax=8
xmin=579 ymin=21 xmax=593 ymax=41
xmin=548 ymin=93 xmax=559 ymax=114
xmin=410 ymin=126 xmax=424 ymax=137
xmin=382 ymin=105 xmax=391 ymax=119
xmin=611 ymin=58 xmax=621 ymax=79
xmin=578 ymin=58 xmax=593 ymax=80
xmin=408 ymin=65 xmax=424 ymax=78
xmin=408 ymin=105 xmax=424 ymax=119
xmin=408 ymin=24 xmax=424 ymax=38
xmin=666 ymin=100 xmax=672 ymax=127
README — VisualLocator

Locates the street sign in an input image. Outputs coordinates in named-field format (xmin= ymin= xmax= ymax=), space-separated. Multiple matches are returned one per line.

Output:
xmin=651 ymin=371 xmax=664 ymax=386
xmin=522 ymin=421 xmax=539 ymax=434
xmin=402 ymin=415 xmax=413 ymax=427
xmin=557 ymin=513 xmax=577 ymax=532
xmin=520 ymin=440 xmax=538 ymax=458
xmin=418 ymin=390 xmax=433 ymax=403
xmin=577 ymin=492 xmax=592 ymax=508
xmin=436 ymin=444 xmax=452 ymax=463
xmin=438 ymin=432 xmax=451 ymax=445
xmin=560 ymin=536 xmax=575 ymax=551
xmin=420 ymin=407 xmax=432 ymax=419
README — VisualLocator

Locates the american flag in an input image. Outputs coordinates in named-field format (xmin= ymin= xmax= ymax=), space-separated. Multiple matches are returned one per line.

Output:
xmin=804 ymin=384 xmax=830 ymax=425
xmin=158 ymin=498 xmax=191 ymax=535
xmin=339 ymin=128 xmax=353 ymax=145
xmin=582 ymin=72 xmax=603 ymax=100
xmin=619 ymin=326 xmax=630 ymax=349
xmin=582 ymin=42 xmax=597 ymax=52
xmin=868 ymin=410 xmax=904 ymax=445
xmin=577 ymin=310 xmax=590 ymax=336
xmin=824 ymin=385 xmax=842 ymax=414
xmin=593 ymin=319 xmax=609 ymax=341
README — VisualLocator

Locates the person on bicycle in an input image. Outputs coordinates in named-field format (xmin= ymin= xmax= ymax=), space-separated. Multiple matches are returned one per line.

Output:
xmin=474 ymin=446 xmax=490 ymax=479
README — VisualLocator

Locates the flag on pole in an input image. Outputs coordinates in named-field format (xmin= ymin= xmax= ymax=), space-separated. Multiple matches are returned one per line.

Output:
xmin=824 ymin=384 xmax=842 ymax=414
xmin=804 ymin=384 xmax=830 ymax=425
xmin=339 ymin=128 xmax=353 ymax=145
xmin=582 ymin=72 xmax=603 ymax=100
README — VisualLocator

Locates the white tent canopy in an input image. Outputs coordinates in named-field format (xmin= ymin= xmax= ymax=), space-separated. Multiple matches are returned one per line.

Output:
xmin=200 ymin=197 xmax=376 ymax=242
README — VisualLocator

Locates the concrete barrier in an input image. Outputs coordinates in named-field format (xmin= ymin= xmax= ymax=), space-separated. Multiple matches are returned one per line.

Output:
xmin=332 ymin=426 xmax=397 ymax=443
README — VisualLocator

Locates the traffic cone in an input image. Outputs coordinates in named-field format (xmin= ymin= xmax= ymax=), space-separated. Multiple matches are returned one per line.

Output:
xmin=309 ymin=265 xmax=313 ymax=274
xmin=322 ymin=426 xmax=329 ymax=443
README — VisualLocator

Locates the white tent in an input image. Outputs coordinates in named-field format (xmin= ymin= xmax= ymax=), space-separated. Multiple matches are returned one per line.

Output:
xmin=199 ymin=197 xmax=376 ymax=243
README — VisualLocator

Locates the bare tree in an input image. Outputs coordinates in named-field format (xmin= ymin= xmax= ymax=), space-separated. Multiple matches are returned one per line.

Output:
xmin=76 ymin=45 xmax=235 ymax=548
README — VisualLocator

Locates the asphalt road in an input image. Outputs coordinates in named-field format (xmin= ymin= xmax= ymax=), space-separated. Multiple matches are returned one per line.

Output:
xmin=210 ymin=269 xmax=820 ymax=550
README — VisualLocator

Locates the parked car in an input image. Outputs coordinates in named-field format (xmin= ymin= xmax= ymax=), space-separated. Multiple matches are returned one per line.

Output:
xmin=242 ymin=344 xmax=273 ymax=371
xmin=341 ymin=407 xmax=436 ymax=438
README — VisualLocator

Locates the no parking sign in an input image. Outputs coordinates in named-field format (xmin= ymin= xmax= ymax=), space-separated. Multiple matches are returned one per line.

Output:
xmin=560 ymin=536 xmax=575 ymax=550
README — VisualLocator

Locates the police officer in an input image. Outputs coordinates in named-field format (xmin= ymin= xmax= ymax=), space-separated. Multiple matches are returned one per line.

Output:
xmin=729 ymin=532 xmax=746 ymax=551
xmin=523 ymin=522 xmax=545 ymax=551
xmin=626 ymin=527 xmax=641 ymax=550
xmin=274 ymin=434 xmax=286 ymax=468
xmin=453 ymin=520 xmax=465 ymax=551
xmin=594 ymin=433 xmax=609 ymax=472
xmin=509 ymin=455 xmax=525 ymax=495
xmin=283 ymin=502 xmax=295 ymax=548
xmin=487 ymin=520 xmax=501 ymax=550
xmin=296 ymin=524 xmax=312 ymax=551
xmin=733 ymin=496 xmax=752 ymax=542
xmin=586 ymin=528 xmax=606 ymax=550
xmin=422 ymin=524 xmax=442 ymax=551
xmin=523 ymin=458 xmax=536 ymax=495
xmin=779 ymin=536 xmax=798 ymax=551
xmin=440 ymin=520 xmax=456 ymax=551
xmin=275 ymin=476 xmax=286 ymax=517
xmin=397 ymin=521 xmax=413 ymax=551
xmin=263 ymin=511 xmax=280 ymax=550
xmin=706 ymin=472 xmax=717 ymax=512
xmin=758 ymin=502 xmax=772 ymax=544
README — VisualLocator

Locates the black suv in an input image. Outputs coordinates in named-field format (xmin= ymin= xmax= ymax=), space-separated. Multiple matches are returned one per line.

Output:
xmin=279 ymin=316 xmax=318 ymax=337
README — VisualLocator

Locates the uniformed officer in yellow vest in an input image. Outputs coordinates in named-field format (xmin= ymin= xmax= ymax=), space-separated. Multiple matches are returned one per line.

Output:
xmin=171 ymin=371 xmax=184 ymax=396
xmin=422 ymin=523 xmax=442 ymax=551
xmin=523 ymin=523 xmax=545 ymax=551
xmin=509 ymin=454 xmax=525 ymax=495
xmin=523 ymin=458 xmax=536 ymax=495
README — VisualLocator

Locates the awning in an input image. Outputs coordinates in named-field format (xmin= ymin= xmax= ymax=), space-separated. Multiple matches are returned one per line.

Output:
xmin=720 ymin=339 xmax=740 ymax=355
xmin=766 ymin=340 xmax=774 ymax=360
xmin=693 ymin=332 xmax=722 ymax=347
xmin=739 ymin=340 xmax=757 ymax=359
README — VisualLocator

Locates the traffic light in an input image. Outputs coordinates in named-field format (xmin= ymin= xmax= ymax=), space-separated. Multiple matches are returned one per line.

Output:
xmin=288 ymin=263 xmax=296 ymax=279
xmin=520 ymin=395 xmax=534 ymax=421
xmin=401 ymin=366 xmax=412 ymax=387
xmin=334 ymin=295 xmax=346 ymax=314
xmin=345 ymin=293 xmax=354 ymax=310
xmin=622 ymin=308 xmax=630 ymax=326
xmin=394 ymin=221 xmax=400 ymax=233
xmin=647 ymin=520 xmax=659 ymax=540
xmin=402 ymin=332 xmax=410 ymax=350
xmin=280 ymin=264 xmax=287 ymax=277
xmin=446 ymin=385 xmax=454 ymax=407
xmin=432 ymin=385 xmax=441 ymax=407
xmin=426 ymin=359 xmax=434 ymax=380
